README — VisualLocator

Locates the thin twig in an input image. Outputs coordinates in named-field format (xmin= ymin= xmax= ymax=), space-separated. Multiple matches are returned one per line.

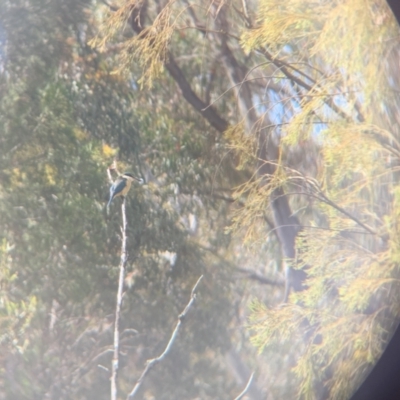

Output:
xmin=234 ymin=372 xmax=255 ymax=400
xmin=284 ymin=172 xmax=377 ymax=236
xmin=107 ymin=161 xmax=120 ymax=183
xmin=241 ymin=0 xmax=249 ymax=20
xmin=275 ymin=191 xmax=376 ymax=236
xmin=126 ymin=275 xmax=204 ymax=399
xmin=111 ymin=197 xmax=128 ymax=400
xmin=317 ymin=191 xmax=377 ymax=235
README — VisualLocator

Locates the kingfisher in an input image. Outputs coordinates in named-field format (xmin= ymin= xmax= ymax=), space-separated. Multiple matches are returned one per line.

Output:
xmin=107 ymin=172 xmax=143 ymax=210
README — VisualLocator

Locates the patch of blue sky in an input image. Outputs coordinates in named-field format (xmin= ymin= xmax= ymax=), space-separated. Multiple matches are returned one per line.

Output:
xmin=260 ymin=90 xmax=286 ymax=126
xmin=254 ymin=82 xmax=365 ymax=144
xmin=255 ymin=89 xmax=300 ymax=130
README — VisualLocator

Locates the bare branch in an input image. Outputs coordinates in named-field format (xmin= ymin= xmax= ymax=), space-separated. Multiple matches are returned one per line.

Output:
xmin=164 ymin=55 xmax=229 ymax=132
xmin=240 ymin=0 xmax=249 ymax=21
xmin=126 ymin=275 xmax=204 ymax=399
xmin=234 ymin=372 xmax=255 ymax=400
xmin=111 ymin=197 xmax=129 ymax=400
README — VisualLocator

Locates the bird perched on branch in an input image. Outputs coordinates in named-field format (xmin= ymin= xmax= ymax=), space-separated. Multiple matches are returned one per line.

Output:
xmin=107 ymin=172 xmax=143 ymax=210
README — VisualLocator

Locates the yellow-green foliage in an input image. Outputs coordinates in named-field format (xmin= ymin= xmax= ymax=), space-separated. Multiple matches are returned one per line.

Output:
xmin=242 ymin=0 xmax=396 ymax=108
xmin=91 ymin=0 xmax=179 ymax=87
xmin=92 ymin=0 xmax=400 ymax=397
xmin=238 ymin=0 xmax=400 ymax=399
xmin=0 ymin=239 xmax=37 ymax=354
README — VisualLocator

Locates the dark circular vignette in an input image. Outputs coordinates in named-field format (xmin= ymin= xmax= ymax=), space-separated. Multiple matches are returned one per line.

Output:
xmin=350 ymin=322 xmax=400 ymax=400
xmin=387 ymin=0 xmax=400 ymax=24
xmin=350 ymin=2 xmax=400 ymax=400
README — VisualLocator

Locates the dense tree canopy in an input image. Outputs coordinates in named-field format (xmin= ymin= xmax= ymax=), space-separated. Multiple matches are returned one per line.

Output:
xmin=1 ymin=0 xmax=400 ymax=399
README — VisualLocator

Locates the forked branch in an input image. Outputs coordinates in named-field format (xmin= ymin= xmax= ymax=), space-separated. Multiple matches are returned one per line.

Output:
xmin=126 ymin=275 xmax=204 ymax=399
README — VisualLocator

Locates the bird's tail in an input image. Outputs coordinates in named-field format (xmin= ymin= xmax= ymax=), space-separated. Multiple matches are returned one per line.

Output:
xmin=106 ymin=197 xmax=113 ymax=214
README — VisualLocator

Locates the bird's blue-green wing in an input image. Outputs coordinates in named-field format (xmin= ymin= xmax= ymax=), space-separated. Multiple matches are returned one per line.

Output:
xmin=107 ymin=178 xmax=125 ymax=208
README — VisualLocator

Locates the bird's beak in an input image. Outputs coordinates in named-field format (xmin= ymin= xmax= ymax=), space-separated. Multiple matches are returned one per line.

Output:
xmin=135 ymin=177 xmax=144 ymax=184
